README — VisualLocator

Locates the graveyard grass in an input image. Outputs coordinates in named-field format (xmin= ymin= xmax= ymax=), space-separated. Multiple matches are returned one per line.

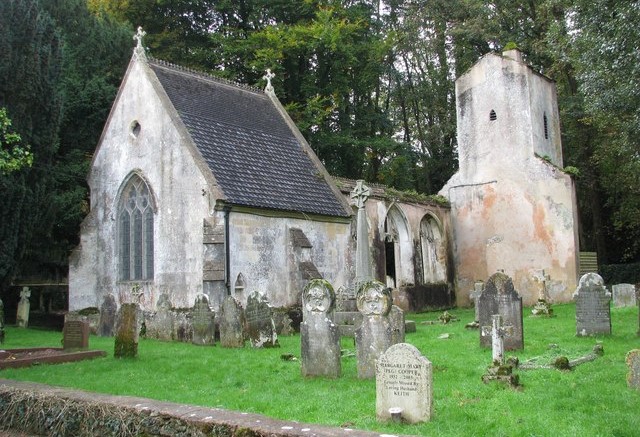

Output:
xmin=2 ymin=303 xmax=640 ymax=436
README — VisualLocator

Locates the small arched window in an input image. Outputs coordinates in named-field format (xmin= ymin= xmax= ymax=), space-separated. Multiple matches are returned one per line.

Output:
xmin=489 ymin=109 xmax=497 ymax=121
xmin=543 ymin=113 xmax=549 ymax=139
xmin=118 ymin=174 xmax=155 ymax=280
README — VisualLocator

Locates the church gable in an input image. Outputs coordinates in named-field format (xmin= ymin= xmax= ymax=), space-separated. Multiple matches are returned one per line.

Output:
xmin=148 ymin=60 xmax=349 ymax=218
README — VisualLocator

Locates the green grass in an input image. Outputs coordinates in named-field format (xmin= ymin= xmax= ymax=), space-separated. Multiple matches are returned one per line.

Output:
xmin=2 ymin=303 xmax=640 ymax=436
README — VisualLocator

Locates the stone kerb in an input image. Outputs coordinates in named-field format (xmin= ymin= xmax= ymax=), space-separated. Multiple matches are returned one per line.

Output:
xmin=376 ymin=343 xmax=432 ymax=423
xmin=478 ymin=272 xmax=524 ymax=350
xmin=245 ymin=291 xmax=279 ymax=348
xmin=300 ymin=279 xmax=341 ymax=378
xmin=574 ymin=273 xmax=611 ymax=336
xmin=219 ymin=295 xmax=245 ymax=348
xmin=191 ymin=294 xmax=215 ymax=346
xmin=355 ymin=280 xmax=392 ymax=379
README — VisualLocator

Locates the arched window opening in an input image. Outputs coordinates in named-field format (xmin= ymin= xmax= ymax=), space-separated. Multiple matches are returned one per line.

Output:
xmin=119 ymin=174 xmax=155 ymax=280
xmin=420 ymin=215 xmax=447 ymax=283
xmin=489 ymin=109 xmax=497 ymax=121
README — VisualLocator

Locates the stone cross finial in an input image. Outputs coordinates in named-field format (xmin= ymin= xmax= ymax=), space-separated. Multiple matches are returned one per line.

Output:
xmin=20 ymin=287 xmax=31 ymax=301
xmin=131 ymin=283 xmax=143 ymax=303
xmin=263 ymin=69 xmax=275 ymax=94
xmin=350 ymin=180 xmax=371 ymax=209
xmin=481 ymin=314 xmax=513 ymax=364
xmin=133 ymin=26 xmax=146 ymax=50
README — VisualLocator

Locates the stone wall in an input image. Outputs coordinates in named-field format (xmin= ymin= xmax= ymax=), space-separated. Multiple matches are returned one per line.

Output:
xmin=0 ymin=380 xmax=381 ymax=437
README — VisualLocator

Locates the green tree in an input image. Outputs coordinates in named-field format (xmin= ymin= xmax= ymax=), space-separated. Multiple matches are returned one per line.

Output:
xmin=0 ymin=108 xmax=33 ymax=174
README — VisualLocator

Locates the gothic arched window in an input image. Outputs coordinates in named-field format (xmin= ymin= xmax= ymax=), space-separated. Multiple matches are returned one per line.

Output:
xmin=118 ymin=174 xmax=155 ymax=280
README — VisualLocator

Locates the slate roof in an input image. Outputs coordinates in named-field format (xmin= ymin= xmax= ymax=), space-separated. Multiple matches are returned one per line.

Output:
xmin=148 ymin=59 xmax=350 ymax=218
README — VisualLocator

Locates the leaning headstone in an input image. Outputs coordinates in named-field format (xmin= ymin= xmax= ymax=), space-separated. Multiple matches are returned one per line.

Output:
xmin=219 ymin=295 xmax=245 ymax=348
xmin=99 ymin=294 xmax=118 ymax=337
xmin=376 ymin=343 xmax=432 ymax=423
xmin=389 ymin=305 xmax=405 ymax=345
xmin=0 ymin=298 xmax=4 ymax=344
xmin=612 ymin=283 xmax=636 ymax=308
xmin=16 ymin=287 xmax=31 ymax=328
xmin=355 ymin=280 xmax=392 ymax=379
xmin=574 ymin=273 xmax=611 ymax=336
xmin=114 ymin=303 xmax=140 ymax=358
xmin=301 ymin=279 xmax=341 ymax=378
xmin=245 ymin=291 xmax=279 ymax=348
xmin=478 ymin=272 xmax=523 ymax=350
xmin=626 ymin=350 xmax=640 ymax=390
xmin=63 ymin=320 xmax=90 ymax=350
xmin=191 ymin=294 xmax=215 ymax=346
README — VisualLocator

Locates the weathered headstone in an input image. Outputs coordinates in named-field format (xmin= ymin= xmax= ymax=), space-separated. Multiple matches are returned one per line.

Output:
xmin=114 ymin=303 xmax=140 ymax=358
xmin=145 ymin=293 xmax=174 ymax=341
xmin=191 ymin=294 xmax=215 ymax=346
xmin=612 ymin=283 xmax=636 ymax=308
xmin=355 ymin=280 xmax=392 ymax=379
xmin=219 ymin=295 xmax=245 ymax=348
xmin=244 ymin=291 xmax=279 ymax=348
xmin=63 ymin=320 xmax=90 ymax=350
xmin=389 ymin=305 xmax=405 ymax=345
xmin=300 ymin=279 xmax=341 ymax=378
xmin=16 ymin=287 xmax=31 ymax=328
xmin=626 ymin=349 xmax=640 ymax=390
xmin=481 ymin=314 xmax=513 ymax=365
xmin=470 ymin=280 xmax=484 ymax=323
xmin=574 ymin=273 xmax=611 ymax=336
xmin=478 ymin=272 xmax=523 ymax=350
xmin=0 ymin=298 xmax=4 ymax=344
xmin=351 ymin=180 xmax=373 ymax=285
xmin=376 ymin=343 xmax=432 ymax=423
xmin=99 ymin=294 xmax=118 ymax=337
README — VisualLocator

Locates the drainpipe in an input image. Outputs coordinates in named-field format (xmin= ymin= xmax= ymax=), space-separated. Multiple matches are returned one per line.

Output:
xmin=223 ymin=205 xmax=231 ymax=296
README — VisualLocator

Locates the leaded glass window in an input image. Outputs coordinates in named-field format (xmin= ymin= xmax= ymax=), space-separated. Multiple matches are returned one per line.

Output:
xmin=118 ymin=175 xmax=154 ymax=280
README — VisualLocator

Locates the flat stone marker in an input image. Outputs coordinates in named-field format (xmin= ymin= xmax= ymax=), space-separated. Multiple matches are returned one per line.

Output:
xmin=245 ymin=291 xmax=279 ymax=348
xmin=114 ymin=303 xmax=140 ymax=358
xmin=301 ymin=279 xmax=341 ymax=378
xmin=355 ymin=280 xmax=392 ymax=379
xmin=16 ymin=287 xmax=31 ymax=328
xmin=192 ymin=294 xmax=215 ymax=346
xmin=389 ymin=305 xmax=405 ymax=345
xmin=219 ymin=295 xmax=245 ymax=348
xmin=376 ymin=343 xmax=432 ymax=423
xmin=626 ymin=349 xmax=640 ymax=389
xmin=63 ymin=320 xmax=90 ymax=350
xmin=478 ymin=272 xmax=523 ymax=350
xmin=99 ymin=294 xmax=117 ymax=337
xmin=574 ymin=273 xmax=611 ymax=336
xmin=612 ymin=283 xmax=636 ymax=308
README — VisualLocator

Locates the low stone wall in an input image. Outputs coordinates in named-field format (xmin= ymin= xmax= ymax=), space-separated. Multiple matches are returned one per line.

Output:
xmin=0 ymin=380 xmax=392 ymax=437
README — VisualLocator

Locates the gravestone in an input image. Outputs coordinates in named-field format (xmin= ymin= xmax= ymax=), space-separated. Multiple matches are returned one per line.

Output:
xmin=470 ymin=280 xmax=484 ymax=323
xmin=16 ymin=287 xmax=31 ymax=328
xmin=612 ymin=283 xmax=636 ymax=308
xmin=481 ymin=314 xmax=513 ymax=365
xmin=245 ymin=291 xmax=279 ymax=348
xmin=574 ymin=273 xmax=611 ymax=336
xmin=191 ymin=294 xmax=215 ymax=346
xmin=389 ymin=305 xmax=405 ymax=345
xmin=300 ymin=279 xmax=341 ymax=378
xmin=114 ymin=303 xmax=140 ymax=358
xmin=626 ymin=350 xmax=640 ymax=390
xmin=219 ymin=295 xmax=245 ymax=348
xmin=355 ymin=280 xmax=393 ymax=379
xmin=99 ymin=294 xmax=118 ymax=337
xmin=478 ymin=272 xmax=523 ymax=350
xmin=145 ymin=293 xmax=174 ymax=341
xmin=0 ymin=298 xmax=4 ymax=344
xmin=351 ymin=180 xmax=373 ymax=285
xmin=376 ymin=343 xmax=432 ymax=423
xmin=63 ymin=320 xmax=90 ymax=350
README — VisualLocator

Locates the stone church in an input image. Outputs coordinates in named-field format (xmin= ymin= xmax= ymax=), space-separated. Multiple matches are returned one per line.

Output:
xmin=68 ymin=32 xmax=577 ymax=332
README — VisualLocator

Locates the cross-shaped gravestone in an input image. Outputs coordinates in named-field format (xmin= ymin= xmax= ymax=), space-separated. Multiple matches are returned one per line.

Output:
xmin=350 ymin=180 xmax=371 ymax=209
xmin=20 ymin=287 xmax=31 ymax=301
xmin=131 ymin=283 xmax=143 ymax=303
xmin=263 ymin=69 xmax=275 ymax=94
xmin=133 ymin=26 xmax=146 ymax=49
xmin=481 ymin=314 xmax=513 ymax=365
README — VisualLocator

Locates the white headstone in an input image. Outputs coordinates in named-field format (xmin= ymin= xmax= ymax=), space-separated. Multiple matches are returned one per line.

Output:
xmin=612 ymin=283 xmax=636 ymax=308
